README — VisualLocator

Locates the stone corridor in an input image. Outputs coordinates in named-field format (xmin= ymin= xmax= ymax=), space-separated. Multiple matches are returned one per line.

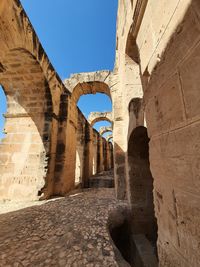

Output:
xmin=0 ymin=172 xmax=130 ymax=267
xmin=1 ymin=0 xmax=200 ymax=266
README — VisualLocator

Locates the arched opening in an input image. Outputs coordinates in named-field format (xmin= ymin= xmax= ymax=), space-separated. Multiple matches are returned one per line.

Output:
xmin=78 ymin=93 xmax=112 ymax=119
xmin=0 ymin=85 xmax=7 ymax=142
xmin=0 ymin=49 xmax=53 ymax=201
xmin=94 ymin=121 xmax=113 ymax=174
xmin=93 ymin=121 xmax=112 ymax=133
xmin=75 ymin=111 xmax=85 ymax=185
xmin=68 ymin=77 xmax=112 ymax=104
xmin=89 ymin=113 xmax=112 ymax=127
xmin=75 ymin=92 xmax=113 ymax=183
xmin=100 ymin=125 xmax=113 ymax=136
xmin=128 ymin=126 xmax=157 ymax=252
xmin=102 ymin=131 xmax=113 ymax=139
xmin=75 ymin=150 xmax=83 ymax=184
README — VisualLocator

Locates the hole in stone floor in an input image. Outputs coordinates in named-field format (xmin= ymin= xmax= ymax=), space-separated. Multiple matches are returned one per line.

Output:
xmin=108 ymin=208 xmax=158 ymax=267
xmin=110 ymin=217 xmax=132 ymax=264
xmin=108 ymin=208 xmax=133 ymax=266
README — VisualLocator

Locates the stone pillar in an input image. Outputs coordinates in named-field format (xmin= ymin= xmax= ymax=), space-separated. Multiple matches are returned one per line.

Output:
xmin=92 ymin=131 xmax=98 ymax=175
xmin=0 ymin=112 xmax=48 ymax=200
xmin=40 ymin=113 xmax=59 ymax=199
xmin=104 ymin=141 xmax=111 ymax=171
xmin=82 ymin=122 xmax=93 ymax=187
xmin=97 ymin=136 xmax=104 ymax=173
xmin=107 ymin=142 xmax=113 ymax=170
xmin=103 ymin=139 xmax=107 ymax=171
xmin=53 ymin=94 xmax=77 ymax=195
xmin=113 ymin=118 xmax=127 ymax=199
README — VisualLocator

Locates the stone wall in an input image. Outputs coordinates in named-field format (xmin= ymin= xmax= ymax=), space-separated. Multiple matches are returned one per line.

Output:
xmin=115 ymin=0 xmax=200 ymax=266
xmin=1 ymin=1 xmax=199 ymax=265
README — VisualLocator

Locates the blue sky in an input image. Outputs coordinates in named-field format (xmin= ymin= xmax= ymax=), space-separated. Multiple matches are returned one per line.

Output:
xmin=0 ymin=0 xmax=118 ymax=138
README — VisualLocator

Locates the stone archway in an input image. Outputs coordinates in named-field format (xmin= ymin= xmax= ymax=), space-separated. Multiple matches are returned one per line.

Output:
xmin=128 ymin=126 xmax=157 ymax=246
xmin=0 ymin=49 xmax=53 ymax=200
xmin=0 ymin=0 xmax=70 ymax=200
xmin=88 ymin=112 xmax=112 ymax=126
xmin=99 ymin=126 xmax=113 ymax=136
xmin=106 ymin=134 xmax=113 ymax=142
xmin=64 ymin=71 xmax=113 ymax=187
xmin=64 ymin=71 xmax=112 ymax=103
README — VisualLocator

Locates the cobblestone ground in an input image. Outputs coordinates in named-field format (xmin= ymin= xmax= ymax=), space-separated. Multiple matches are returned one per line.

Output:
xmin=0 ymin=184 xmax=129 ymax=266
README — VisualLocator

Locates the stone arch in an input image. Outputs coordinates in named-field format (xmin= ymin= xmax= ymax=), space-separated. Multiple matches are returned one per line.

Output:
xmin=0 ymin=0 xmax=71 ymax=200
xmin=99 ymin=126 xmax=113 ymax=136
xmin=0 ymin=0 xmax=65 ymax=99
xmin=88 ymin=112 xmax=112 ymax=126
xmin=0 ymin=48 xmax=53 ymax=200
xmin=106 ymin=134 xmax=113 ymax=142
xmin=64 ymin=71 xmax=112 ymax=103
xmin=127 ymin=126 xmax=157 ymax=245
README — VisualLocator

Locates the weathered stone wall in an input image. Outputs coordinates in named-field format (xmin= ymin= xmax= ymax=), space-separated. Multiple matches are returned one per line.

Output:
xmin=3 ymin=1 xmax=200 ymax=265
xmin=116 ymin=0 xmax=200 ymax=266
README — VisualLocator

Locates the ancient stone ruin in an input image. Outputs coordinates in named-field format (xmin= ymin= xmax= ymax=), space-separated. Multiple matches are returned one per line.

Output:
xmin=0 ymin=0 xmax=200 ymax=266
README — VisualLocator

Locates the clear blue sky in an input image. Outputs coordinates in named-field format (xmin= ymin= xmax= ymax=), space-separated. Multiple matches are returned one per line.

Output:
xmin=0 ymin=0 xmax=118 ymax=138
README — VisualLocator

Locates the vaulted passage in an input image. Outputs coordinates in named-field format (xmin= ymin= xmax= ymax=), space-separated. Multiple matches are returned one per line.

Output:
xmin=73 ymin=92 xmax=113 ymax=187
xmin=0 ymin=1 xmax=199 ymax=266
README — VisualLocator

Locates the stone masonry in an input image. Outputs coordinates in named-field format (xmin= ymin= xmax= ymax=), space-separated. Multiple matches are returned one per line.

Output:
xmin=0 ymin=0 xmax=200 ymax=266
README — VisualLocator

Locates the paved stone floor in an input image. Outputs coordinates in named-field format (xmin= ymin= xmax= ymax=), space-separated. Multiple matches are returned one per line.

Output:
xmin=0 ymin=186 xmax=130 ymax=267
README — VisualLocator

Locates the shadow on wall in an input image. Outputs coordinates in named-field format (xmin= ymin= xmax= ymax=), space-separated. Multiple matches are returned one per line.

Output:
xmin=128 ymin=126 xmax=158 ymax=245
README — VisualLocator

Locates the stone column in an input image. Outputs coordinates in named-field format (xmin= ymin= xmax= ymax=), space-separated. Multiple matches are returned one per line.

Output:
xmin=53 ymin=94 xmax=77 ymax=195
xmin=92 ymin=131 xmax=98 ymax=175
xmin=110 ymin=143 xmax=114 ymax=169
xmin=104 ymin=141 xmax=111 ymax=171
xmin=82 ymin=122 xmax=93 ymax=187
xmin=97 ymin=136 xmax=104 ymax=173
xmin=107 ymin=142 xmax=112 ymax=170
